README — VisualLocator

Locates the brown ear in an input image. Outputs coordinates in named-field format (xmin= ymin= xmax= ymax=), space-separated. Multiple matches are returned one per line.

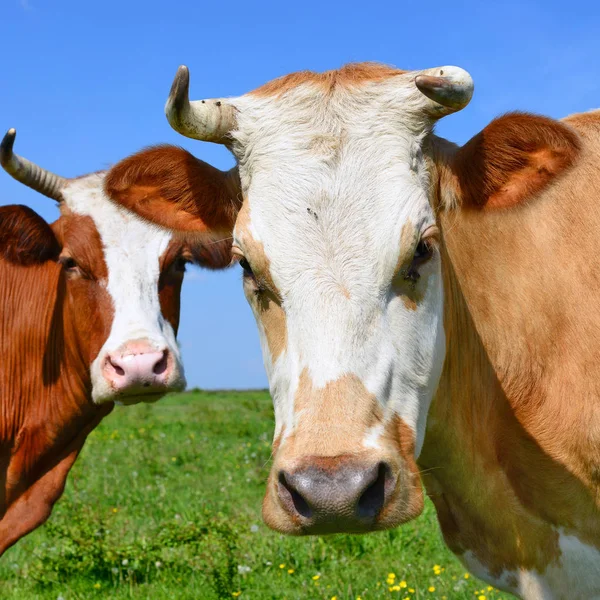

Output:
xmin=453 ymin=112 xmax=581 ymax=209
xmin=0 ymin=205 xmax=60 ymax=265
xmin=104 ymin=145 xmax=241 ymax=234
xmin=183 ymin=236 xmax=234 ymax=270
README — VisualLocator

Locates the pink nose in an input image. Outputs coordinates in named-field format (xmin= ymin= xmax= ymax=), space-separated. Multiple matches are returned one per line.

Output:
xmin=103 ymin=343 xmax=172 ymax=392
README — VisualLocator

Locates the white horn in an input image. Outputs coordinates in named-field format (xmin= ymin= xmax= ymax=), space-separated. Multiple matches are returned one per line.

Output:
xmin=165 ymin=66 xmax=237 ymax=144
xmin=414 ymin=66 xmax=474 ymax=117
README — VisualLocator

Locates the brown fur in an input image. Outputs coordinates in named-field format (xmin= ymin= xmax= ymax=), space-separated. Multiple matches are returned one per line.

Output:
xmin=0 ymin=205 xmax=60 ymax=265
xmin=419 ymin=110 xmax=600 ymax=581
xmin=0 ymin=147 xmax=205 ymax=554
xmin=105 ymin=145 xmax=241 ymax=240
xmin=451 ymin=112 xmax=581 ymax=210
xmin=250 ymin=62 xmax=407 ymax=98
xmin=236 ymin=201 xmax=287 ymax=362
xmin=0 ymin=207 xmax=114 ymax=554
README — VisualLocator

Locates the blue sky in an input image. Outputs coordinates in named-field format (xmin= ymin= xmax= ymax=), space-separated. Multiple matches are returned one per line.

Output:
xmin=2 ymin=0 xmax=598 ymax=389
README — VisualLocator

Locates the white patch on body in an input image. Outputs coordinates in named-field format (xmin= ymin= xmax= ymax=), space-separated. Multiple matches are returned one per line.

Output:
xmin=62 ymin=173 xmax=185 ymax=403
xmin=462 ymin=530 xmax=600 ymax=599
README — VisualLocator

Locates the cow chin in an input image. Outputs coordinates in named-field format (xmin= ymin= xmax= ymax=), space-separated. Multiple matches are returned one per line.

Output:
xmin=262 ymin=415 xmax=425 ymax=535
xmin=90 ymin=376 xmax=186 ymax=406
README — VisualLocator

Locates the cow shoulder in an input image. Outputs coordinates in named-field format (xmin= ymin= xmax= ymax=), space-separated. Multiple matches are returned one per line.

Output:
xmin=104 ymin=144 xmax=240 ymax=235
xmin=453 ymin=112 xmax=581 ymax=209
xmin=0 ymin=205 xmax=59 ymax=265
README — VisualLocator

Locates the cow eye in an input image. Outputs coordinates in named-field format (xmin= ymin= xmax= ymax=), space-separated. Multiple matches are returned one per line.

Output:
xmin=59 ymin=256 xmax=78 ymax=272
xmin=413 ymin=239 xmax=434 ymax=264
xmin=173 ymin=257 xmax=188 ymax=273
xmin=404 ymin=238 xmax=435 ymax=284
xmin=239 ymin=257 xmax=254 ymax=277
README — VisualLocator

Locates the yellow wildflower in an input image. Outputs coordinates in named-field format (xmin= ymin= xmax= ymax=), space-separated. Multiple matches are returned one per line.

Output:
xmin=232 ymin=593 xmax=242 ymax=598
xmin=400 ymin=581 xmax=407 ymax=588
xmin=287 ymin=569 xmax=294 ymax=574
xmin=112 ymin=508 xmax=118 ymax=514
xmin=171 ymin=457 xmax=177 ymax=462
xmin=94 ymin=583 xmax=101 ymax=589
xmin=428 ymin=587 xmax=436 ymax=592
xmin=388 ymin=572 xmax=396 ymax=580
xmin=478 ymin=596 xmax=486 ymax=600
xmin=464 ymin=573 xmax=470 ymax=579
xmin=409 ymin=589 xmax=415 ymax=593
xmin=312 ymin=574 xmax=321 ymax=580
xmin=279 ymin=564 xmax=285 ymax=569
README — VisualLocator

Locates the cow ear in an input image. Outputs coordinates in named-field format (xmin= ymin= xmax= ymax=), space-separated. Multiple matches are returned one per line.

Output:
xmin=453 ymin=112 xmax=581 ymax=210
xmin=105 ymin=145 xmax=240 ymax=236
xmin=184 ymin=236 xmax=234 ymax=271
xmin=0 ymin=205 xmax=60 ymax=265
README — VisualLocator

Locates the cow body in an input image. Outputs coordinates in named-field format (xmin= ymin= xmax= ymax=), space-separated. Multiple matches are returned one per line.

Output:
xmin=0 ymin=136 xmax=230 ymax=554
xmin=419 ymin=111 xmax=600 ymax=598
xmin=107 ymin=64 xmax=600 ymax=599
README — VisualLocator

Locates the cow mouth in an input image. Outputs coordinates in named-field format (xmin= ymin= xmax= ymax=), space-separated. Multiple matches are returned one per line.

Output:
xmin=113 ymin=388 xmax=169 ymax=406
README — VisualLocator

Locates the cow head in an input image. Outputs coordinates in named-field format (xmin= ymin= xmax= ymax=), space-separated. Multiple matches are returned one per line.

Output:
xmin=0 ymin=130 xmax=232 ymax=405
xmin=108 ymin=63 xmax=473 ymax=532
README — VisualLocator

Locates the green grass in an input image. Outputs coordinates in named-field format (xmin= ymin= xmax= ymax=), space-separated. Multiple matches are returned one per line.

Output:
xmin=0 ymin=390 xmax=510 ymax=599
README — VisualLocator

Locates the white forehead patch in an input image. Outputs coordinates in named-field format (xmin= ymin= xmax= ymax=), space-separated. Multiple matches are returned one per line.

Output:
xmin=230 ymin=74 xmax=446 ymax=456
xmin=62 ymin=173 xmax=184 ymax=402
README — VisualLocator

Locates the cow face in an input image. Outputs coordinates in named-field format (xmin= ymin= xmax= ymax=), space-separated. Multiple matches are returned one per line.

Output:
xmin=1 ymin=134 xmax=231 ymax=405
xmin=231 ymin=66 xmax=460 ymax=534
xmin=107 ymin=63 xmax=473 ymax=533
xmin=56 ymin=173 xmax=187 ymax=404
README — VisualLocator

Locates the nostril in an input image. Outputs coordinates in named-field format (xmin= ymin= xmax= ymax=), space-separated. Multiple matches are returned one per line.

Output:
xmin=357 ymin=462 xmax=389 ymax=519
xmin=278 ymin=471 xmax=313 ymax=519
xmin=108 ymin=356 xmax=125 ymax=377
xmin=153 ymin=351 xmax=168 ymax=376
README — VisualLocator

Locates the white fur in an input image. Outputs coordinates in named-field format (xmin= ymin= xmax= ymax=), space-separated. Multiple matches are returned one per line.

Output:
xmin=231 ymin=71 xmax=446 ymax=454
xmin=62 ymin=174 xmax=185 ymax=403
xmin=462 ymin=530 xmax=600 ymax=599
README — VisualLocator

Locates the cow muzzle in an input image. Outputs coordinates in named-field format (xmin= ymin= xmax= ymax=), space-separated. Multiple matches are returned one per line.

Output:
xmin=263 ymin=452 xmax=423 ymax=535
xmin=101 ymin=340 xmax=183 ymax=404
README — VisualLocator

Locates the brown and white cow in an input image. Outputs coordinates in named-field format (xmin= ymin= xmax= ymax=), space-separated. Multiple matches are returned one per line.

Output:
xmin=107 ymin=63 xmax=600 ymax=598
xmin=0 ymin=130 xmax=231 ymax=555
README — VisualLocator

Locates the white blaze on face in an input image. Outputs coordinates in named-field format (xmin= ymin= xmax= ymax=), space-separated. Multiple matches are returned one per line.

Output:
xmin=231 ymin=72 xmax=446 ymax=457
xmin=62 ymin=173 xmax=185 ymax=403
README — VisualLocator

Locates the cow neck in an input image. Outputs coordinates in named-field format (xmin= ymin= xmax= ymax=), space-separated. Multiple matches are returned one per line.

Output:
xmin=417 ymin=141 xmax=560 ymax=573
xmin=0 ymin=259 xmax=97 ymax=445
xmin=418 ymin=133 xmax=600 ymax=577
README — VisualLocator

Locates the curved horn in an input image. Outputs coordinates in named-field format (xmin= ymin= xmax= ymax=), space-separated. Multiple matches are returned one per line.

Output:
xmin=165 ymin=65 xmax=236 ymax=144
xmin=414 ymin=66 xmax=474 ymax=117
xmin=1 ymin=129 xmax=67 ymax=201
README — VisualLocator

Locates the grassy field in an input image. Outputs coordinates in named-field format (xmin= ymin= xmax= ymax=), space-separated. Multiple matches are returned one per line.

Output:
xmin=0 ymin=390 xmax=510 ymax=599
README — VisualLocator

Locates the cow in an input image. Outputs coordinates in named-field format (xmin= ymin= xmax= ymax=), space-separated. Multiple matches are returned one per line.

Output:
xmin=0 ymin=129 xmax=231 ymax=555
xmin=106 ymin=63 xmax=600 ymax=598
